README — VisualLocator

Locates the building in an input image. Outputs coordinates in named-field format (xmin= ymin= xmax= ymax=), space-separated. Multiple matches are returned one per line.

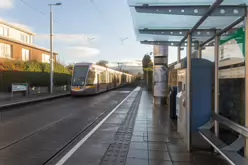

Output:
xmin=0 ymin=20 xmax=57 ymax=63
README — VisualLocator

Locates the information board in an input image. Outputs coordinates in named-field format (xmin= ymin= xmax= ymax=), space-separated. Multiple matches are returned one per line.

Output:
xmin=12 ymin=84 xmax=28 ymax=92
xmin=154 ymin=56 xmax=167 ymax=65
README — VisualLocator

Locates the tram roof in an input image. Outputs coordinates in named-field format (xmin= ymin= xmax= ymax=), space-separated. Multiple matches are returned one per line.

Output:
xmin=127 ymin=0 xmax=247 ymax=47
xmin=74 ymin=62 xmax=133 ymax=76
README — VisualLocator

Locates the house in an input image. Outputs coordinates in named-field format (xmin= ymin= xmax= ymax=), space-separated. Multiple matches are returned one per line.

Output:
xmin=0 ymin=20 xmax=57 ymax=63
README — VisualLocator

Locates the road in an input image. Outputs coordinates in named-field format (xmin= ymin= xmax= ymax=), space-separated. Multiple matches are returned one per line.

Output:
xmin=0 ymin=85 xmax=137 ymax=165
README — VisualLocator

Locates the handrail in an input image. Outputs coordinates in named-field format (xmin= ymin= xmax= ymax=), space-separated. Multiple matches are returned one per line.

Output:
xmin=212 ymin=113 xmax=248 ymax=138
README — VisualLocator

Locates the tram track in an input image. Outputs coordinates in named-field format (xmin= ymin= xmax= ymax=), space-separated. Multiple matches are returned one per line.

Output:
xmin=0 ymin=85 xmax=138 ymax=165
xmin=0 ymin=112 xmax=74 ymax=151
xmin=43 ymin=96 xmax=123 ymax=165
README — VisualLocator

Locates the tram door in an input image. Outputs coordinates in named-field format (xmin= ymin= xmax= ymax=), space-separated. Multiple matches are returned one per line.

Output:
xmin=97 ymin=74 xmax=100 ymax=93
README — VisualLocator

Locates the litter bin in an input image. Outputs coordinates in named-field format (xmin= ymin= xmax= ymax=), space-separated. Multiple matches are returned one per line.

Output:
xmin=169 ymin=86 xmax=177 ymax=119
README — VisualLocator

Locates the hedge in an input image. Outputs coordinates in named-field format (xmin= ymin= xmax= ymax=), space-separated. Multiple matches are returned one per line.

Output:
xmin=0 ymin=60 xmax=71 ymax=92
xmin=0 ymin=60 xmax=71 ymax=74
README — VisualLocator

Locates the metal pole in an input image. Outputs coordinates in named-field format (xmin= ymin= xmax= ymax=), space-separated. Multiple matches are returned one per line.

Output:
xmin=200 ymin=16 xmax=245 ymax=47
xmin=198 ymin=45 xmax=202 ymax=58
xmin=186 ymin=34 xmax=192 ymax=151
xmin=245 ymin=7 xmax=248 ymax=157
xmin=50 ymin=5 xmax=54 ymax=94
xmin=178 ymin=0 xmax=223 ymax=45
xmin=214 ymin=34 xmax=220 ymax=139
xmin=177 ymin=46 xmax=181 ymax=63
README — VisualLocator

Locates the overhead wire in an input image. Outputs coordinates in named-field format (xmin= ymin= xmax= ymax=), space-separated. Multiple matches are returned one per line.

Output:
xmin=88 ymin=0 xmax=128 ymax=45
xmin=18 ymin=0 xmax=95 ymax=41
xmin=17 ymin=0 xmax=97 ymax=65
xmin=19 ymin=0 xmax=46 ymax=16
xmin=18 ymin=0 xmax=125 ymax=44
xmin=88 ymin=0 xmax=136 ymax=67
xmin=17 ymin=0 xmax=127 ymax=45
xmin=18 ymin=0 xmax=60 ymax=23
xmin=18 ymin=0 xmax=130 ymax=63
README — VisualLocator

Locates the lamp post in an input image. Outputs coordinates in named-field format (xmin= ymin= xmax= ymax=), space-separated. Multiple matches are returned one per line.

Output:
xmin=49 ymin=2 xmax=62 ymax=94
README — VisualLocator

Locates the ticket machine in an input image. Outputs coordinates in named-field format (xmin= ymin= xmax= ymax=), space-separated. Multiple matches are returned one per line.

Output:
xmin=176 ymin=58 xmax=213 ymax=149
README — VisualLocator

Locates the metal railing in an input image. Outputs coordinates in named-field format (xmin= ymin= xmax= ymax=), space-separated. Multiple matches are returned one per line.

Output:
xmin=213 ymin=113 xmax=248 ymax=138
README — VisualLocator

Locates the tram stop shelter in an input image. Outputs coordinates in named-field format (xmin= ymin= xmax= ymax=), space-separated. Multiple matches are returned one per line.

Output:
xmin=128 ymin=0 xmax=248 ymax=164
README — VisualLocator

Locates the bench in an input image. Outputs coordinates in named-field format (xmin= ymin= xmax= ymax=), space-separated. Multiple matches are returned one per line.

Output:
xmin=198 ymin=113 xmax=248 ymax=165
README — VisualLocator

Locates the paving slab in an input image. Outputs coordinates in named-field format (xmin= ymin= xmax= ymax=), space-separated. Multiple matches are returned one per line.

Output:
xmin=58 ymin=89 xmax=229 ymax=165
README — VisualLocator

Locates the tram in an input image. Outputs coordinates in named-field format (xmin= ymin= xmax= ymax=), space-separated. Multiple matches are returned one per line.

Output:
xmin=70 ymin=62 xmax=133 ymax=95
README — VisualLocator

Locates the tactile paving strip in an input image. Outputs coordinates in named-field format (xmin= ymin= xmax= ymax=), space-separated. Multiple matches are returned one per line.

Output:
xmin=100 ymin=90 xmax=142 ymax=165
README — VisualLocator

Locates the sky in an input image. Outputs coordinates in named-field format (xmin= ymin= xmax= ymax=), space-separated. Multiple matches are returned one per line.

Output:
xmin=0 ymin=0 xmax=188 ymax=66
xmin=2 ymin=0 xmax=242 ymax=66
xmin=0 ymin=0 xmax=156 ymax=65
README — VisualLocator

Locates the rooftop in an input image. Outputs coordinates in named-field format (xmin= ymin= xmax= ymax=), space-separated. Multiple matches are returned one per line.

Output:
xmin=0 ymin=20 xmax=35 ymax=35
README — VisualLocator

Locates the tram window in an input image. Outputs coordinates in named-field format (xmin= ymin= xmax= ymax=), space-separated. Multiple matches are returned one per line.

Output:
xmin=99 ymin=72 xmax=104 ymax=83
xmin=87 ymin=69 xmax=95 ymax=85
xmin=73 ymin=66 xmax=88 ymax=78
xmin=102 ymin=71 xmax=107 ymax=83
xmin=72 ymin=66 xmax=89 ymax=86
xmin=109 ymin=73 xmax=112 ymax=83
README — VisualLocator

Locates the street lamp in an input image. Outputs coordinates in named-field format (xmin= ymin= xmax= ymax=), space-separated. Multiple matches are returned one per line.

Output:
xmin=49 ymin=2 xmax=62 ymax=94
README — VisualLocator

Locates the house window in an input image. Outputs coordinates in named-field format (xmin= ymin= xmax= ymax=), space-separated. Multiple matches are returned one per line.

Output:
xmin=20 ymin=33 xmax=29 ymax=43
xmin=0 ymin=26 xmax=9 ymax=37
xmin=22 ymin=48 xmax=30 ymax=61
xmin=0 ymin=27 xmax=3 ymax=36
xmin=0 ymin=43 xmax=11 ymax=58
xmin=42 ymin=54 xmax=50 ymax=63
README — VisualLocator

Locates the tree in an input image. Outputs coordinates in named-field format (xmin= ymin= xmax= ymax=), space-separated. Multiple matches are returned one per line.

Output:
xmin=142 ymin=54 xmax=151 ymax=69
xmin=142 ymin=54 xmax=153 ymax=89
xmin=96 ymin=60 xmax=108 ymax=67
xmin=66 ymin=64 xmax=73 ymax=70
xmin=148 ymin=61 xmax=153 ymax=68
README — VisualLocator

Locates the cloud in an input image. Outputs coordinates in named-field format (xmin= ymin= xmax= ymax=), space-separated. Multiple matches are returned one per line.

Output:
xmin=66 ymin=46 xmax=100 ymax=58
xmin=61 ymin=46 xmax=100 ymax=64
xmin=0 ymin=0 xmax=13 ymax=9
xmin=36 ymin=34 xmax=96 ymax=45
xmin=107 ymin=60 xmax=142 ymax=67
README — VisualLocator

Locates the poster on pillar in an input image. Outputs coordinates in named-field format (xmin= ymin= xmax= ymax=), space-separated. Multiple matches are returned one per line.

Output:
xmin=153 ymin=66 xmax=168 ymax=97
xmin=154 ymin=56 xmax=167 ymax=65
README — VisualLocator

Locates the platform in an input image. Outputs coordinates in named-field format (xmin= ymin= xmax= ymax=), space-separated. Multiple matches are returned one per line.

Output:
xmin=57 ymin=87 xmax=228 ymax=165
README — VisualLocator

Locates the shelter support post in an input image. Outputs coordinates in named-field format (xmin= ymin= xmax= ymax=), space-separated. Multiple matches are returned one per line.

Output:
xmin=198 ymin=44 xmax=202 ymax=59
xmin=214 ymin=34 xmax=220 ymax=139
xmin=245 ymin=7 xmax=248 ymax=158
xmin=153 ymin=45 xmax=168 ymax=106
xmin=186 ymin=34 xmax=192 ymax=151
xmin=177 ymin=46 xmax=181 ymax=63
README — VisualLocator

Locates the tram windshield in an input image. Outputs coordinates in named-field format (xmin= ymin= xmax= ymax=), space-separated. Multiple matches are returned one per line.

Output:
xmin=72 ymin=66 xmax=89 ymax=86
